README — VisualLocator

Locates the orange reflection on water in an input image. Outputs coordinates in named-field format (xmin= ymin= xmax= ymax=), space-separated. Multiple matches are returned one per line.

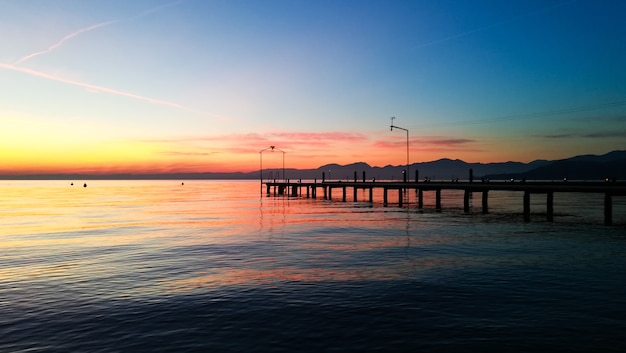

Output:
xmin=0 ymin=180 xmax=446 ymax=297
xmin=1 ymin=180 xmax=261 ymax=244
xmin=165 ymin=266 xmax=407 ymax=293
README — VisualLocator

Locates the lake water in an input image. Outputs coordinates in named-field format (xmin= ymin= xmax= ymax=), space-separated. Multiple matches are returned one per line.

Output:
xmin=1 ymin=180 xmax=625 ymax=352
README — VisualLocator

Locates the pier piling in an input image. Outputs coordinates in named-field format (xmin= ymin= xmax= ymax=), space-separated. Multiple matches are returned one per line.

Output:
xmin=383 ymin=188 xmax=388 ymax=206
xmin=605 ymin=193 xmax=613 ymax=226
xmin=523 ymin=191 xmax=531 ymax=222
xmin=436 ymin=189 xmax=442 ymax=211
xmin=482 ymin=191 xmax=489 ymax=214
xmin=418 ymin=189 xmax=424 ymax=209
xmin=547 ymin=192 xmax=554 ymax=222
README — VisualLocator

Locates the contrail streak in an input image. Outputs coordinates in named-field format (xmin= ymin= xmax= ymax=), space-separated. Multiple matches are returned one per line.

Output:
xmin=3 ymin=0 xmax=227 ymax=120
xmin=415 ymin=0 xmax=576 ymax=49
xmin=0 ymin=62 xmax=225 ymax=120
xmin=14 ymin=20 xmax=117 ymax=65
xmin=137 ymin=0 xmax=184 ymax=17
xmin=13 ymin=0 xmax=185 ymax=65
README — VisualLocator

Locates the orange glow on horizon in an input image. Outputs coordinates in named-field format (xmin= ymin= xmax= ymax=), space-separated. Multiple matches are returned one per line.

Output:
xmin=0 ymin=126 xmax=544 ymax=175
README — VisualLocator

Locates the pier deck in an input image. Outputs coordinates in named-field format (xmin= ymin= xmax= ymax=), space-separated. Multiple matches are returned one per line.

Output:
xmin=263 ymin=180 xmax=626 ymax=225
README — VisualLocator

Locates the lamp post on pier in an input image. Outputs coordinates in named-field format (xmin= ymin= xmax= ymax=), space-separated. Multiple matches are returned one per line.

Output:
xmin=259 ymin=146 xmax=286 ymax=185
xmin=390 ymin=117 xmax=409 ymax=182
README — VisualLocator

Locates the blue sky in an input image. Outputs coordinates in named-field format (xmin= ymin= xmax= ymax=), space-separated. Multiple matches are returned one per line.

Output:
xmin=1 ymin=0 xmax=625 ymax=173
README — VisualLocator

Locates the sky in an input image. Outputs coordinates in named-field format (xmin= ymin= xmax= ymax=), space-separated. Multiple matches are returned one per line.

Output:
xmin=1 ymin=0 xmax=625 ymax=174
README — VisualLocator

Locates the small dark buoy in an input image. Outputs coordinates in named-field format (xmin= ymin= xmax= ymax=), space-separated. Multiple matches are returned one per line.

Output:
xmin=83 ymin=183 xmax=87 ymax=188
xmin=181 ymin=182 xmax=184 ymax=186
xmin=70 ymin=182 xmax=73 ymax=186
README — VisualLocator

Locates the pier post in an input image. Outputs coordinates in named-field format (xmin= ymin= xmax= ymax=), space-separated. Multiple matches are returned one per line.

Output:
xmin=547 ymin=192 xmax=554 ymax=222
xmin=523 ymin=191 xmax=531 ymax=222
xmin=353 ymin=186 xmax=358 ymax=202
xmin=436 ymin=189 xmax=442 ymax=211
xmin=306 ymin=186 xmax=310 ymax=198
xmin=469 ymin=168 xmax=474 ymax=183
xmin=363 ymin=171 xmax=366 ymax=182
xmin=383 ymin=188 xmax=388 ymax=207
xmin=323 ymin=186 xmax=327 ymax=200
xmin=329 ymin=187 xmax=333 ymax=200
xmin=482 ymin=191 xmax=489 ymax=214
xmin=369 ymin=187 xmax=373 ymax=203
xmin=292 ymin=185 xmax=297 ymax=197
xmin=354 ymin=171 xmax=357 ymax=182
xmin=322 ymin=172 xmax=326 ymax=183
xmin=266 ymin=184 xmax=271 ymax=195
xmin=604 ymin=193 xmax=613 ymax=226
xmin=415 ymin=170 xmax=419 ymax=183
xmin=342 ymin=186 xmax=347 ymax=202
xmin=418 ymin=189 xmax=423 ymax=209
xmin=464 ymin=190 xmax=470 ymax=213
xmin=398 ymin=189 xmax=403 ymax=207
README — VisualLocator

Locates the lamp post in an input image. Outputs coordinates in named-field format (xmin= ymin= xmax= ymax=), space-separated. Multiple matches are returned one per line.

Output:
xmin=390 ymin=117 xmax=409 ymax=182
xmin=259 ymin=146 xmax=286 ymax=184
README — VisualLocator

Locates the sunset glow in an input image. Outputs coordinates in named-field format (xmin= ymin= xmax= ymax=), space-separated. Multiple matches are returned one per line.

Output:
xmin=1 ymin=1 xmax=624 ymax=175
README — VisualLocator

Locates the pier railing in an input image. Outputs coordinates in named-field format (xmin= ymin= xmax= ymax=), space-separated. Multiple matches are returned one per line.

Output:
xmin=263 ymin=180 xmax=626 ymax=225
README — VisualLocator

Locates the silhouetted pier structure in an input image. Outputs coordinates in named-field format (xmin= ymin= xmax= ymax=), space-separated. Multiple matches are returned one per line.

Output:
xmin=263 ymin=179 xmax=626 ymax=225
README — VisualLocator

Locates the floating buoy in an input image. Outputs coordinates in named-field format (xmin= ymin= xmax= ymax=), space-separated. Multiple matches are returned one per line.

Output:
xmin=83 ymin=183 xmax=87 ymax=188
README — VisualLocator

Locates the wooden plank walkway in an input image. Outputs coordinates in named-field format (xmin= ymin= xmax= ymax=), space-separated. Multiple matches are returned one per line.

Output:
xmin=263 ymin=180 xmax=626 ymax=225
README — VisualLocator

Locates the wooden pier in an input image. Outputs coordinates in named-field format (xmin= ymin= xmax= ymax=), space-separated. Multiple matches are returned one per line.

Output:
xmin=263 ymin=180 xmax=626 ymax=225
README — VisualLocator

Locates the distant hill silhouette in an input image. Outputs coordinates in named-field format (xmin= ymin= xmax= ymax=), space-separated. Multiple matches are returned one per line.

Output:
xmin=484 ymin=150 xmax=626 ymax=181
xmin=1 ymin=150 xmax=624 ymax=181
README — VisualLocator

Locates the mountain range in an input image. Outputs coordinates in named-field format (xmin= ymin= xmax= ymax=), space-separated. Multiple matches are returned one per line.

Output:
xmin=2 ymin=150 xmax=625 ymax=181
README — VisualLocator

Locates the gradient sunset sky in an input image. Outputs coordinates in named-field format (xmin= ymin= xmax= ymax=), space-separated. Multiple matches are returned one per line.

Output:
xmin=1 ymin=0 xmax=625 ymax=174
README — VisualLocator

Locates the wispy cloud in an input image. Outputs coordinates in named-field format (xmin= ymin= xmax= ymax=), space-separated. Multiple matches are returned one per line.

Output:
xmin=193 ymin=131 xmax=370 ymax=149
xmin=543 ymin=133 xmax=574 ymax=139
xmin=135 ymin=131 xmax=372 ymax=156
xmin=540 ymin=128 xmax=626 ymax=139
xmin=583 ymin=130 xmax=626 ymax=138
xmin=374 ymin=137 xmax=475 ymax=149
xmin=14 ymin=20 xmax=117 ymax=65
xmin=269 ymin=131 xmax=369 ymax=142
xmin=419 ymin=138 xmax=475 ymax=146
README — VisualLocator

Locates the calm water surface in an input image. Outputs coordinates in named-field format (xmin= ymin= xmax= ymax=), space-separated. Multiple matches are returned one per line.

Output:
xmin=1 ymin=180 xmax=625 ymax=352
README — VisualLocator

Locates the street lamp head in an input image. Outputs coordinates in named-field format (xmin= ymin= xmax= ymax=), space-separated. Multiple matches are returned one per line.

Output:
xmin=270 ymin=145 xmax=275 ymax=151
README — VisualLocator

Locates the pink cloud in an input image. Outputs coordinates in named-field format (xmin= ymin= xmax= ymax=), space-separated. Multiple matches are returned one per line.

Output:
xmin=374 ymin=136 xmax=475 ymax=149
xmin=269 ymin=131 xmax=368 ymax=141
